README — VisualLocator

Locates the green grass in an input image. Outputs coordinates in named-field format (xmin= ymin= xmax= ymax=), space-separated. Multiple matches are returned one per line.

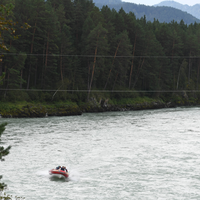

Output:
xmin=0 ymin=97 xmax=164 ymax=112
xmin=0 ymin=101 xmax=27 ymax=111
xmin=109 ymin=97 xmax=161 ymax=105
xmin=0 ymin=100 xmax=78 ymax=112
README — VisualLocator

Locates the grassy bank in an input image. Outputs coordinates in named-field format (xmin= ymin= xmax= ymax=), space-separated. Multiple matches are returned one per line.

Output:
xmin=0 ymin=101 xmax=81 ymax=118
xmin=0 ymin=93 xmax=199 ymax=118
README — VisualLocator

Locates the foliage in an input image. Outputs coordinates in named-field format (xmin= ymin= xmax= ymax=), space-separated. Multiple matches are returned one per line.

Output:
xmin=109 ymin=96 xmax=158 ymax=105
xmin=0 ymin=123 xmax=10 ymax=191
xmin=0 ymin=4 xmax=16 ymax=52
xmin=0 ymin=2 xmax=30 ymax=91
xmin=0 ymin=191 xmax=25 ymax=199
xmin=0 ymin=0 xmax=200 ymax=102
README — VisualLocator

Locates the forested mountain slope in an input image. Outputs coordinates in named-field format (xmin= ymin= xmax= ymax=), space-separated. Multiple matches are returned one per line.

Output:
xmin=155 ymin=1 xmax=200 ymax=20
xmin=93 ymin=0 xmax=200 ymax=24
xmin=1 ymin=0 xmax=200 ymax=103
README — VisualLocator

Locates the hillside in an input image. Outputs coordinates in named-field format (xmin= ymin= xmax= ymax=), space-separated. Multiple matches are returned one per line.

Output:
xmin=1 ymin=0 xmax=200 ymax=106
xmin=154 ymin=1 xmax=200 ymax=20
xmin=93 ymin=0 xmax=200 ymax=24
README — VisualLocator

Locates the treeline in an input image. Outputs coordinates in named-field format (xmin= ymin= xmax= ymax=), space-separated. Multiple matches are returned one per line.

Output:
xmin=0 ymin=0 xmax=200 ymax=102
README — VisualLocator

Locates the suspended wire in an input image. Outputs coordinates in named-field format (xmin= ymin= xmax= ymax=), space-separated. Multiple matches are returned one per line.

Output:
xmin=0 ymin=89 xmax=199 ymax=93
xmin=1 ymin=52 xmax=200 ymax=58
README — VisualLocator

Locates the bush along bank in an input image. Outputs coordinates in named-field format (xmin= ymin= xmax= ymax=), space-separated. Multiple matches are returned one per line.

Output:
xmin=1 ymin=93 xmax=199 ymax=118
xmin=80 ymin=97 xmax=174 ymax=113
xmin=0 ymin=102 xmax=82 ymax=118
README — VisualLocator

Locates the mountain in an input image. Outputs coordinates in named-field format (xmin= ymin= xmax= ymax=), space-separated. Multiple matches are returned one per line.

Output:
xmin=93 ymin=0 xmax=200 ymax=24
xmin=154 ymin=1 xmax=200 ymax=20
xmin=94 ymin=0 xmax=121 ymax=4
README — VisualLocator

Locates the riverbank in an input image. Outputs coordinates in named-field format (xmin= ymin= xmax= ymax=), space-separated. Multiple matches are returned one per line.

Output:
xmin=0 ymin=94 xmax=199 ymax=118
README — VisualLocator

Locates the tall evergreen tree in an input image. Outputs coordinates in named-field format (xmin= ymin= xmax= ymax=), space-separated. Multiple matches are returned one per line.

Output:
xmin=83 ymin=23 xmax=108 ymax=99
xmin=125 ymin=12 xmax=145 ymax=89
xmin=104 ymin=30 xmax=132 ymax=90
xmin=185 ymin=24 xmax=199 ymax=88
xmin=13 ymin=0 xmax=45 ymax=90
xmin=169 ymin=22 xmax=184 ymax=90
xmin=72 ymin=0 xmax=95 ymax=54
xmin=0 ymin=123 xmax=10 ymax=191
xmin=40 ymin=1 xmax=59 ymax=90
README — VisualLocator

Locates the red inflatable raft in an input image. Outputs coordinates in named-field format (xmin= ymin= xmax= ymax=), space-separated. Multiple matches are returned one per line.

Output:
xmin=49 ymin=169 xmax=69 ymax=178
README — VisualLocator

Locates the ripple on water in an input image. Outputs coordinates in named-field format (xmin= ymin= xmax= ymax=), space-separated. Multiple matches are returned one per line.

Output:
xmin=1 ymin=107 xmax=200 ymax=199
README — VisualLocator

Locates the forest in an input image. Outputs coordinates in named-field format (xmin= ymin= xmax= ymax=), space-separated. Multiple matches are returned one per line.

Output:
xmin=1 ymin=0 xmax=200 ymax=103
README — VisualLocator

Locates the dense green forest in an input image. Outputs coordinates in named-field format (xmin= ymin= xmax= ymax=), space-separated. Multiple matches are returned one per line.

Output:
xmin=0 ymin=0 xmax=200 ymax=103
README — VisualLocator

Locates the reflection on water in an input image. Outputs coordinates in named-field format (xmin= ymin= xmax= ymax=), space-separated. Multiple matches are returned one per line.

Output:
xmin=49 ymin=176 xmax=69 ymax=182
xmin=0 ymin=107 xmax=200 ymax=199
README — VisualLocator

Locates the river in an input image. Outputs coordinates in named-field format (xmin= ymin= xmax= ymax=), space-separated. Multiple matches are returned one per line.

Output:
xmin=1 ymin=107 xmax=200 ymax=199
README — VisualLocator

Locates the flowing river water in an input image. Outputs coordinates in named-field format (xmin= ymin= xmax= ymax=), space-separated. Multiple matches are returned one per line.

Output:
xmin=1 ymin=107 xmax=200 ymax=199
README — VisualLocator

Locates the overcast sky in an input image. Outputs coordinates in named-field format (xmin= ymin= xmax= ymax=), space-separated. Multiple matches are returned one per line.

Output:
xmin=121 ymin=0 xmax=200 ymax=6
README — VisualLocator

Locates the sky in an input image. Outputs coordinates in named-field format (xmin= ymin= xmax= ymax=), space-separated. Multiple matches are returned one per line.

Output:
xmin=121 ymin=0 xmax=200 ymax=6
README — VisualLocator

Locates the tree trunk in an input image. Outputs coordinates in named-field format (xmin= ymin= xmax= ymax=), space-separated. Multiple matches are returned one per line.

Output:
xmin=129 ymin=35 xmax=137 ymax=89
xmin=45 ymin=32 xmax=49 ymax=71
xmin=43 ymin=32 xmax=49 ymax=88
xmin=87 ymin=33 xmax=99 ymax=100
xmin=104 ymin=41 xmax=121 ymax=90
xmin=60 ymin=46 xmax=63 ymax=84
xmin=4 ymin=73 xmax=9 ymax=98
xmin=27 ymin=23 xmax=37 ymax=89
xmin=132 ymin=58 xmax=145 ymax=89
xmin=87 ymin=60 xmax=90 ymax=90
xmin=197 ymin=59 xmax=200 ymax=89
xmin=177 ymin=65 xmax=182 ymax=90
xmin=20 ymin=70 xmax=23 ymax=89
xmin=0 ymin=59 xmax=2 ymax=77
xmin=34 ymin=62 xmax=38 ymax=87
xmin=112 ymin=72 xmax=119 ymax=91
xmin=41 ymin=43 xmax=45 ymax=87
xmin=171 ymin=39 xmax=175 ymax=89
xmin=188 ymin=50 xmax=192 ymax=85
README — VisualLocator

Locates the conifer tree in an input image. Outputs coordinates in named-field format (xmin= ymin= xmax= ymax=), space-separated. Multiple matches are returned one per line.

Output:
xmin=0 ymin=3 xmax=17 ymax=84
xmin=0 ymin=122 xmax=10 ymax=191
xmin=83 ymin=23 xmax=108 ymax=99
xmin=104 ymin=30 xmax=132 ymax=90
xmin=41 ymin=1 xmax=59 ymax=90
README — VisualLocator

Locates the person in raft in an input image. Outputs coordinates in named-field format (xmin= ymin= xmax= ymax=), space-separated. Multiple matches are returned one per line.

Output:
xmin=56 ymin=166 xmax=61 ymax=170
xmin=60 ymin=166 xmax=68 ymax=172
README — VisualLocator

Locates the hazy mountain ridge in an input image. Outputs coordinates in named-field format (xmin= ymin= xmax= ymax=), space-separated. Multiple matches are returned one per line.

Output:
xmin=93 ymin=0 xmax=121 ymax=4
xmin=154 ymin=1 xmax=200 ymax=20
xmin=93 ymin=0 xmax=200 ymax=24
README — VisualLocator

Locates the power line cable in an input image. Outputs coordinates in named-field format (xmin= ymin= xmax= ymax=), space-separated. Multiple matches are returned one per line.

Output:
xmin=1 ymin=53 xmax=200 ymax=58
xmin=0 ymin=89 xmax=199 ymax=93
